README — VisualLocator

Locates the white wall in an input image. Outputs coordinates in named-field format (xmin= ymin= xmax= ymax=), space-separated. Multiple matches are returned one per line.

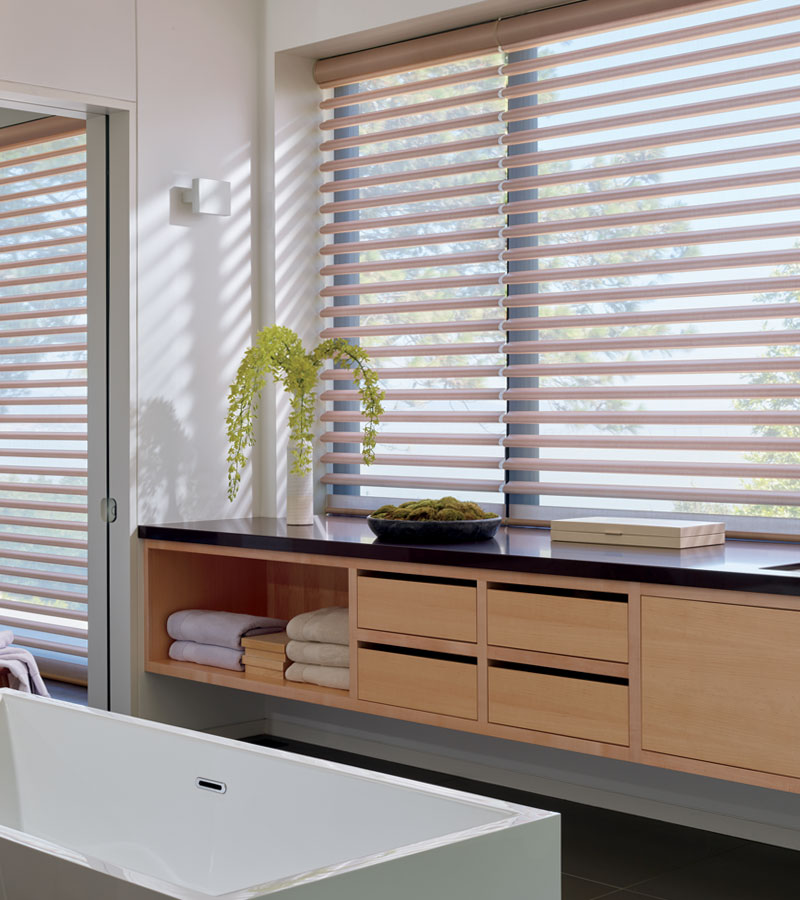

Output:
xmin=265 ymin=0 xmax=570 ymax=57
xmin=136 ymin=0 xmax=261 ymax=526
xmin=1 ymin=0 xmax=136 ymax=102
xmin=260 ymin=51 xmax=321 ymax=516
xmin=134 ymin=0 xmax=269 ymax=727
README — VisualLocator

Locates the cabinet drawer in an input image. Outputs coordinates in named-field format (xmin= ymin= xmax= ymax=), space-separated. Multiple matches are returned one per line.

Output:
xmin=358 ymin=648 xmax=478 ymax=720
xmin=489 ymin=666 xmax=629 ymax=745
xmin=358 ymin=576 xmax=476 ymax=642
xmin=487 ymin=588 xmax=628 ymax=662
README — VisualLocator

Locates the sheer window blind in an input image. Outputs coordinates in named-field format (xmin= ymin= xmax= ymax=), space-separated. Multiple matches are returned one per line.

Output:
xmin=317 ymin=0 xmax=800 ymax=530
xmin=0 ymin=117 xmax=88 ymax=683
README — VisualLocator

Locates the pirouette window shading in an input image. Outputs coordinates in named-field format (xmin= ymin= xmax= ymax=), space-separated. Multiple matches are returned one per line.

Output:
xmin=0 ymin=116 xmax=88 ymax=683
xmin=316 ymin=0 xmax=800 ymax=531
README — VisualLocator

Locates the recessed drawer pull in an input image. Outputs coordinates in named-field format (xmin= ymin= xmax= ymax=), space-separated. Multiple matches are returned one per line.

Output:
xmin=196 ymin=777 xmax=227 ymax=794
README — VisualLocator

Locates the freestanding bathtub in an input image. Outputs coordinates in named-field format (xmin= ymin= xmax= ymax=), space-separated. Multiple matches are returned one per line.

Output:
xmin=0 ymin=690 xmax=559 ymax=899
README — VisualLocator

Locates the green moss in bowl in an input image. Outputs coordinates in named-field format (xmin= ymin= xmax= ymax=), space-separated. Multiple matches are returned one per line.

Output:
xmin=368 ymin=497 xmax=500 ymax=543
xmin=372 ymin=497 xmax=496 ymax=521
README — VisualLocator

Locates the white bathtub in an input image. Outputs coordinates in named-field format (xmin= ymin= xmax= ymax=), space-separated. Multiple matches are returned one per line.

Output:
xmin=0 ymin=690 xmax=559 ymax=899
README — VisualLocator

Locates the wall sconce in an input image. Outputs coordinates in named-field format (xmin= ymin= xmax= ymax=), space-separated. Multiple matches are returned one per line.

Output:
xmin=181 ymin=178 xmax=231 ymax=216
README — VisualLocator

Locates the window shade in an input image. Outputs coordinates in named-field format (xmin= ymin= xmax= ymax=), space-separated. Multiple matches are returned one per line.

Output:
xmin=0 ymin=117 xmax=88 ymax=684
xmin=318 ymin=0 xmax=800 ymax=529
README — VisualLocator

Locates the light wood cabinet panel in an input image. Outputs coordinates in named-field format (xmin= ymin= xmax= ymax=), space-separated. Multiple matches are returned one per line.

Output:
xmin=489 ymin=667 xmax=629 ymax=745
xmin=358 ymin=648 xmax=478 ymax=720
xmin=358 ymin=575 xmax=476 ymax=642
xmin=642 ymin=595 xmax=800 ymax=778
xmin=488 ymin=589 xmax=628 ymax=662
xmin=142 ymin=539 xmax=800 ymax=793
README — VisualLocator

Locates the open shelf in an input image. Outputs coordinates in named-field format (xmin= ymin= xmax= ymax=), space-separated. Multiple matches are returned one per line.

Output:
xmin=145 ymin=658 xmax=356 ymax=709
xmin=144 ymin=542 xmax=356 ymax=712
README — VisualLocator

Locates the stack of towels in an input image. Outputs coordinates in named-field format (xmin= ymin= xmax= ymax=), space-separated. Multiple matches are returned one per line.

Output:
xmin=0 ymin=630 xmax=49 ymax=696
xmin=167 ymin=610 xmax=287 ymax=671
xmin=285 ymin=607 xmax=349 ymax=691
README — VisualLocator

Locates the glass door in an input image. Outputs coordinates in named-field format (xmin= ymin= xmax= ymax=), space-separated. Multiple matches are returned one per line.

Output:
xmin=0 ymin=110 xmax=106 ymax=701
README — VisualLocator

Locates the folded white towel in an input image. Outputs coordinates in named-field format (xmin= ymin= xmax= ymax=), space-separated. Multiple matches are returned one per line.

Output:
xmin=167 ymin=610 xmax=286 ymax=651
xmin=286 ymin=640 xmax=349 ymax=668
xmin=168 ymin=641 xmax=244 ymax=671
xmin=286 ymin=607 xmax=349 ymax=646
xmin=0 ymin=635 xmax=49 ymax=696
xmin=285 ymin=662 xmax=349 ymax=691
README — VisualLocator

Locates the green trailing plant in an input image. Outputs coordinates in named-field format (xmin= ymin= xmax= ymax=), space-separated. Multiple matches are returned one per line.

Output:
xmin=226 ymin=325 xmax=384 ymax=501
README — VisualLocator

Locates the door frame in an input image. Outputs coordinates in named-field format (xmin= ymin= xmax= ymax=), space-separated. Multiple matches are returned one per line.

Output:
xmin=0 ymin=84 xmax=136 ymax=714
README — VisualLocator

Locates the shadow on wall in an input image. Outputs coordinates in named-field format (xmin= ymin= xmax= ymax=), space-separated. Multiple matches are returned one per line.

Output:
xmin=271 ymin=55 xmax=323 ymax=517
xmin=138 ymin=397 xmax=204 ymax=524
xmin=168 ymin=186 xmax=196 ymax=228
xmin=136 ymin=137 xmax=256 ymax=523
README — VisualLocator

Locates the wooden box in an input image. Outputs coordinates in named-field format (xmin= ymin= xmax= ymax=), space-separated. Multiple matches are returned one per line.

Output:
xmin=551 ymin=517 xmax=725 ymax=549
xmin=244 ymin=664 xmax=286 ymax=683
xmin=242 ymin=632 xmax=289 ymax=682
xmin=242 ymin=632 xmax=289 ymax=655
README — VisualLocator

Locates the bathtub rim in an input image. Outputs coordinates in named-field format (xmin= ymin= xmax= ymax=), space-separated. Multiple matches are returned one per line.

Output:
xmin=0 ymin=689 xmax=557 ymax=899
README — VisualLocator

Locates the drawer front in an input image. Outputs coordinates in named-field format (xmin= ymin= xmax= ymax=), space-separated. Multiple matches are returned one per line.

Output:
xmin=642 ymin=595 xmax=800 ymax=778
xmin=358 ymin=576 xmax=477 ymax=642
xmin=489 ymin=667 xmax=629 ymax=745
xmin=358 ymin=648 xmax=478 ymax=720
xmin=487 ymin=589 xmax=628 ymax=662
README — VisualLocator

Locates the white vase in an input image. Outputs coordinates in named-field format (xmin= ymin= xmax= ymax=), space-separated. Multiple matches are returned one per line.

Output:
xmin=286 ymin=450 xmax=314 ymax=525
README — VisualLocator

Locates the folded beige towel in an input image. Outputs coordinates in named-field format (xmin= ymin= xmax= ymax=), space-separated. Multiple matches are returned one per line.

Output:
xmin=286 ymin=640 xmax=349 ymax=668
xmin=286 ymin=607 xmax=349 ymax=646
xmin=285 ymin=662 xmax=350 ymax=691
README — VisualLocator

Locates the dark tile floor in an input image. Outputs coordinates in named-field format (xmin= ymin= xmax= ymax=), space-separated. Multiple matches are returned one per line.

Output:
xmin=244 ymin=733 xmax=800 ymax=900
xmin=43 ymin=679 xmax=88 ymax=704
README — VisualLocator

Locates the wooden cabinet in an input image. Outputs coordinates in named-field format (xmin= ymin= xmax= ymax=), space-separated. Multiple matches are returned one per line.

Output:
xmin=488 ymin=587 xmax=628 ymax=662
xmin=142 ymin=537 xmax=800 ymax=794
xmin=642 ymin=595 xmax=800 ymax=778
xmin=489 ymin=666 xmax=629 ymax=745
xmin=358 ymin=647 xmax=478 ymax=720
xmin=358 ymin=575 xmax=476 ymax=642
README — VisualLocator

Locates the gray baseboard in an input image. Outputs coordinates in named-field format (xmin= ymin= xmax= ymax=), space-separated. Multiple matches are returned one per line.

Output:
xmin=256 ymin=700 xmax=800 ymax=852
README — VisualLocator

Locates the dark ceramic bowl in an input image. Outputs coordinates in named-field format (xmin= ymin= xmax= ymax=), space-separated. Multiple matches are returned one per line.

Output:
xmin=366 ymin=515 xmax=502 ymax=544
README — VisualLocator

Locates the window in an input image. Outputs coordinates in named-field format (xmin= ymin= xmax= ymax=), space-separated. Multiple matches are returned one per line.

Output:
xmin=0 ymin=116 xmax=88 ymax=683
xmin=317 ymin=0 xmax=800 ymax=534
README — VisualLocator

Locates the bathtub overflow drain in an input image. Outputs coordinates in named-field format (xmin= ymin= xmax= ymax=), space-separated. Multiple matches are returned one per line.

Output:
xmin=196 ymin=777 xmax=227 ymax=794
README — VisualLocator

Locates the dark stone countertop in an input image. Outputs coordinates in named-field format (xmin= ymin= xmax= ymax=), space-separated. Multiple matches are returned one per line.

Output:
xmin=137 ymin=516 xmax=800 ymax=597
